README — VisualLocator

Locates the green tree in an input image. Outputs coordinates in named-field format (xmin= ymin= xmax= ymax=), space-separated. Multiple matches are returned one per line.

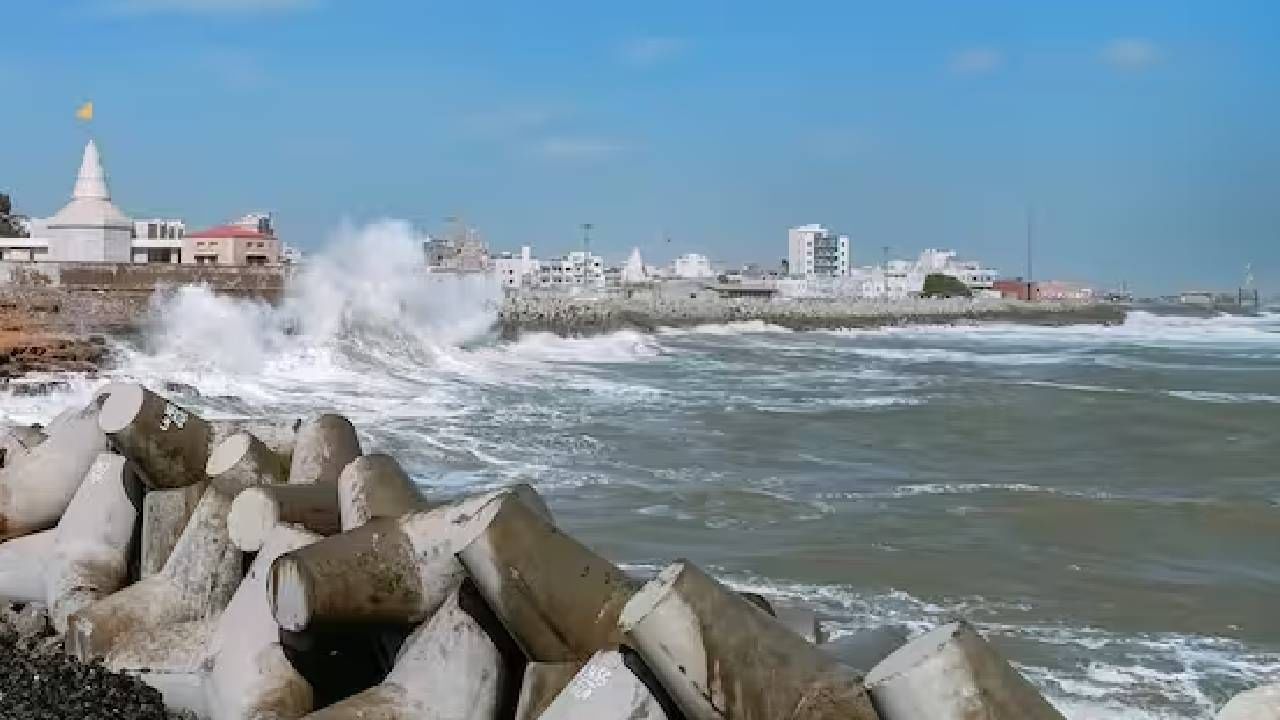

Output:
xmin=921 ymin=273 xmax=972 ymax=298
xmin=0 ymin=192 xmax=27 ymax=237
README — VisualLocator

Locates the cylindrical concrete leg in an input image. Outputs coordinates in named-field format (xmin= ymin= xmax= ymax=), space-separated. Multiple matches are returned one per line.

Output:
xmin=304 ymin=588 xmax=504 ymax=720
xmin=101 ymin=617 xmax=218 ymax=716
xmin=538 ymin=651 xmax=670 ymax=720
xmin=0 ymin=405 xmax=107 ymax=540
xmin=208 ymin=418 xmax=300 ymax=464
xmin=140 ymin=482 xmax=208 ymax=578
xmin=774 ymin=604 xmax=826 ymax=645
xmin=206 ymin=432 xmax=289 ymax=495
xmin=99 ymin=383 xmax=212 ymax=489
xmin=66 ymin=485 xmax=241 ymax=661
xmin=46 ymin=453 xmax=142 ymax=634
xmin=228 ymin=483 xmax=340 ymax=552
xmin=1218 ymin=683 xmax=1280 ymax=719
xmin=514 ymin=662 xmax=582 ymax=720
xmin=864 ymin=621 xmax=1064 ymax=720
xmin=269 ymin=484 xmax=549 ymax=632
xmin=619 ymin=560 xmax=879 ymax=720
xmin=0 ymin=529 xmax=55 ymax=604
xmin=206 ymin=524 xmax=321 ymax=720
xmin=337 ymin=453 xmax=428 ymax=531
xmin=458 ymin=494 xmax=636 ymax=661
xmin=289 ymin=414 xmax=361 ymax=486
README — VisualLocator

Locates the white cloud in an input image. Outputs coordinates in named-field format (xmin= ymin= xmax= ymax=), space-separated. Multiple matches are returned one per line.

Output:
xmin=948 ymin=47 xmax=1004 ymax=75
xmin=533 ymin=137 xmax=625 ymax=161
xmin=1100 ymin=38 xmax=1162 ymax=71
xmin=618 ymin=36 xmax=688 ymax=68
xmin=101 ymin=0 xmax=317 ymax=15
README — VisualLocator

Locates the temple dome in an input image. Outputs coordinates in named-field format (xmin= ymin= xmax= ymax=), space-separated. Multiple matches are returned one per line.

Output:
xmin=47 ymin=140 xmax=132 ymax=229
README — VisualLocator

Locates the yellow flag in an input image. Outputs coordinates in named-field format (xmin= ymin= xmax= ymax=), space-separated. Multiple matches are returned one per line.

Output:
xmin=76 ymin=101 xmax=93 ymax=122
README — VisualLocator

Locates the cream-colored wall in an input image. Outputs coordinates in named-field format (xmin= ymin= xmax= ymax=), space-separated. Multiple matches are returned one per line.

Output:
xmin=182 ymin=236 xmax=281 ymax=265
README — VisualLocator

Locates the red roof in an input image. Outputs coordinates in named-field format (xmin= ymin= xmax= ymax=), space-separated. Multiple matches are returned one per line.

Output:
xmin=187 ymin=224 xmax=271 ymax=239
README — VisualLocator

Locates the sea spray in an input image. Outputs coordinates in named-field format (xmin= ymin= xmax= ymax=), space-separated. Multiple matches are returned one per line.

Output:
xmin=137 ymin=220 xmax=501 ymax=377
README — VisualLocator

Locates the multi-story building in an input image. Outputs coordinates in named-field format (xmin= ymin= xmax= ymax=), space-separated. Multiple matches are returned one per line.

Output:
xmin=787 ymin=224 xmax=850 ymax=278
xmin=183 ymin=213 xmax=281 ymax=266
xmin=424 ymin=223 xmax=490 ymax=272
xmin=670 ymin=253 xmax=715 ymax=279
xmin=492 ymin=246 xmax=541 ymax=288
xmin=131 ymin=218 xmax=186 ymax=264
xmin=537 ymin=250 xmax=605 ymax=288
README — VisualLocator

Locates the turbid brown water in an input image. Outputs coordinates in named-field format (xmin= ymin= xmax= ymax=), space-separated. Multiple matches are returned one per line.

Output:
xmin=3 ymin=299 xmax=1276 ymax=718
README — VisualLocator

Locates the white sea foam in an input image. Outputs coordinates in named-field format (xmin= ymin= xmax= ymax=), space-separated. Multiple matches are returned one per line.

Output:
xmin=701 ymin=569 xmax=1280 ymax=719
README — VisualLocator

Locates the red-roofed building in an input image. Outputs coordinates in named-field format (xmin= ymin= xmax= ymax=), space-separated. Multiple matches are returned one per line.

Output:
xmin=183 ymin=213 xmax=281 ymax=266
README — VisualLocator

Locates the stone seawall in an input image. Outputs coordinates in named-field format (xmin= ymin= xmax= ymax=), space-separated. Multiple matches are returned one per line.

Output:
xmin=499 ymin=293 xmax=1127 ymax=336
xmin=0 ymin=261 xmax=287 ymax=335
xmin=0 ymin=262 xmax=288 ymax=379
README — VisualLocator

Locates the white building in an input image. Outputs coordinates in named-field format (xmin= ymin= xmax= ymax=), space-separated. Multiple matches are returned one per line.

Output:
xmin=537 ymin=250 xmax=605 ymax=289
xmin=493 ymin=246 xmax=541 ymax=288
xmin=837 ymin=249 xmax=997 ymax=299
xmin=2 ymin=140 xmax=135 ymax=262
xmin=670 ymin=252 xmax=715 ymax=279
xmin=787 ymin=224 xmax=850 ymax=278
xmin=131 ymin=218 xmax=186 ymax=264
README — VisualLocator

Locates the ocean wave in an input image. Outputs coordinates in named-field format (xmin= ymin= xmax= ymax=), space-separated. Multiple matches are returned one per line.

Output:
xmin=656 ymin=320 xmax=794 ymax=336
xmin=1165 ymin=390 xmax=1280 ymax=405
xmin=697 ymin=569 xmax=1280 ymax=719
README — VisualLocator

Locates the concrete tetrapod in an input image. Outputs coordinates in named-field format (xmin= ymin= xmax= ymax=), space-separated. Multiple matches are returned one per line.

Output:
xmin=0 ymin=403 xmax=107 ymax=540
xmin=1218 ymin=683 xmax=1280 ymax=719
xmin=208 ymin=418 xmax=300 ymax=463
xmin=66 ymin=485 xmax=241 ymax=662
xmin=514 ymin=662 xmax=582 ymax=720
xmin=139 ymin=482 xmax=208 ymax=578
xmin=289 ymin=414 xmax=361 ymax=486
xmin=206 ymin=431 xmax=289 ymax=495
xmin=99 ymin=383 xmax=212 ymax=489
xmin=304 ymin=587 xmax=504 ymax=720
xmin=204 ymin=524 xmax=321 ymax=720
xmin=458 ymin=494 xmax=637 ymax=661
xmin=537 ymin=651 xmax=669 ymax=720
xmin=269 ymin=484 xmax=550 ymax=632
xmin=228 ymin=483 xmax=341 ymax=552
xmin=0 ymin=529 xmax=55 ymax=603
xmin=46 ymin=453 xmax=141 ymax=633
xmin=337 ymin=453 xmax=429 ymax=531
xmin=619 ymin=561 xmax=879 ymax=720
xmin=864 ymin=621 xmax=1064 ymax=720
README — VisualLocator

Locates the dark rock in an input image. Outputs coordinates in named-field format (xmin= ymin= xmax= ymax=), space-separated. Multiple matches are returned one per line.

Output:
xmin=0 ymin=603 xmax=188 ymax=719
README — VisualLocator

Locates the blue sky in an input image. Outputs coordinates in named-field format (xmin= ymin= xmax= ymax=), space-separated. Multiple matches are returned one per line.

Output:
xmin=2 ymin=1 xmax=1277 ymax=293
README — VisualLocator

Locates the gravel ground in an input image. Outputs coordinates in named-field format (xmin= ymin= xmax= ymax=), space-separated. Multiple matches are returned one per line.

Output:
xmin=0 ymin=604 xmax=190 ymax=719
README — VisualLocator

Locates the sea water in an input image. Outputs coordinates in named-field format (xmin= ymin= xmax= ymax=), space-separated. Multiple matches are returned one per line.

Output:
xmin=2 ymin=221 xmax=1276 ymax=718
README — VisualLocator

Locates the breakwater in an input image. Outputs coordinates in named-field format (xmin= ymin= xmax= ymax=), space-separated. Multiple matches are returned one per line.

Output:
xmin=499 ymin=292 xmax=1126 ymax=336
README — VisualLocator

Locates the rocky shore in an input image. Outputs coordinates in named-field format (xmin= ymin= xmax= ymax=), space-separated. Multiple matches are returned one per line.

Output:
xmin=0 ymin=331 xmax=108 ymax=383
xmin=499 ymin=293 xmax=1127 ymax=337
xmin=0 ymin=603 xmax=188 ymax=719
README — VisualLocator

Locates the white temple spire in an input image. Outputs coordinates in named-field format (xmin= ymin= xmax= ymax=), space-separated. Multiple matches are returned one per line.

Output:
xmin=72 ymin=139 xmax=110 ymax=201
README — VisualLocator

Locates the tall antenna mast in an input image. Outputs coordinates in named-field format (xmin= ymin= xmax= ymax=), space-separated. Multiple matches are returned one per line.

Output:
xmin=1026 ymin=205 xmax=1034 ymax=301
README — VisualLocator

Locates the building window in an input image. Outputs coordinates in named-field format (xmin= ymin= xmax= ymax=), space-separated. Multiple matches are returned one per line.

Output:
xmin=148 ymin=224 xmax=157 ymax=239
xmin=246 ymin=255 xmax=268 ymax=266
